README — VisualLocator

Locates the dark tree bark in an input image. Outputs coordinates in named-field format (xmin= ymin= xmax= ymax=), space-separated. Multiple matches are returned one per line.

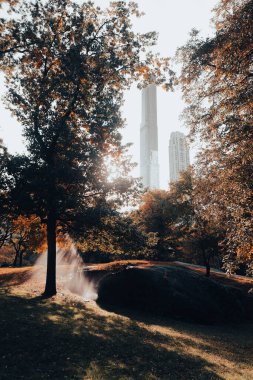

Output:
xmin=43 ymin=210 xmax=57 ymax=296
xmin=201 ymin=246 xmax=211 ymax=277
xmin=13 ymin=253 xmax=18 ymax=266
xmin=19 ymin=251 xmax=23 ymax=267
xmin=205 ymin=262 xmax=210 ymax=277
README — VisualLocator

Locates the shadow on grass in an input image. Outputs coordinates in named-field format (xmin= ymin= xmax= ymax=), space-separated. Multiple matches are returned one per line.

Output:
xmin=97 ymin=301 xmax=253 ymax=365
xmin=0 ymin=268 xmax=32 ymax=287
xmin=0 ymin=290 xmax=223 ymax=380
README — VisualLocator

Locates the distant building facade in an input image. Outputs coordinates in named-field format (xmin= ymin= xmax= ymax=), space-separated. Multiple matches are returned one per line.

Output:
xmin=169 ymin=131 xmax=190 ymax=183
xmin=140 ymin=84 xmax=159 ymax=189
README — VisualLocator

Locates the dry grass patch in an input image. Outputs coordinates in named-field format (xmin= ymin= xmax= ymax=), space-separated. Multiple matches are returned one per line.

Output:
xmin=0 ymin=266 xmax=252 ymax=379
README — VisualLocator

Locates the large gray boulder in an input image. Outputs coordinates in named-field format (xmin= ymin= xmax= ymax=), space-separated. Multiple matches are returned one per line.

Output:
xmin=97 ymin=266 xmax=251 ymax=323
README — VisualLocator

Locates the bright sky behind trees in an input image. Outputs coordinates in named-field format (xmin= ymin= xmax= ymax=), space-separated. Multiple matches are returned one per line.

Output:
xmin=0 ymin=0 xmax=217 ymax=188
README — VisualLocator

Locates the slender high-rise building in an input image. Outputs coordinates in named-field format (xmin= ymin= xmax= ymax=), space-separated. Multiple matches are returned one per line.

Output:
xmin=169 ymin=131 xmax=190 ymax=183
xmin=140 ymin=84 xmax=159 ymax=189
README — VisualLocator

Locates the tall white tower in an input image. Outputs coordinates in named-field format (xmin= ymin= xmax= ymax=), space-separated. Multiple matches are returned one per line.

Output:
xmin=169 ymin=131 xmax=190 ymax=183
xmin=140 ymin=84 xmax=159 ymax=189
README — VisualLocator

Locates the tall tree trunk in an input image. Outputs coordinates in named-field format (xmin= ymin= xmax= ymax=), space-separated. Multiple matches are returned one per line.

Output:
xmin=201 ymin=247 xmax=211 ymax=277
xmin=13 ymin=252 xmax=18 ymax=266
xmin=205 ymin=262 xmax=210 ymax=277
xmin=43 ymin=211 xmax=57 ymax=296
xmin=19 ymin=252 xmax=23 ymax=267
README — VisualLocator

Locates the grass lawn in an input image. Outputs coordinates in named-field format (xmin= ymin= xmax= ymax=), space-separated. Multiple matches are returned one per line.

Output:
xmin=0 ymin=266 xmax=253 ymax=380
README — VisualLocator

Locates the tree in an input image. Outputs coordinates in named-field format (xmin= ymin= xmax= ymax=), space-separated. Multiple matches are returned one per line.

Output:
xmin=75 ymin=211 xmax=154 ymax=260
xmin=0 ymin=216 xmax=11 ymax=250
xmin=133 ymin=189 xmax=180 ymax=260
xmin=133 ymin=169 xmax=222 ymax=275
xmin=0 ymin=140 xmax=12 ymax=250
xmin=9 ymin=215 xmax=45 ymax=266
xmin=0 ymin=0 xmax=173 ymax=295
xmin=183 ymin=217 xmax=221 ymax=277
xmin=0 ymin=138 xmax=8 ymax=197
xmin=171 ymin=170 xmax=223 ymax=276
xmin=177 ymin=0 xmax=253 ymax=274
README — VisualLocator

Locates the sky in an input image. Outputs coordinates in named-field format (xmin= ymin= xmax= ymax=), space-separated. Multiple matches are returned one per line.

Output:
xmin=0 ymin=0 xmax=218 ymax=189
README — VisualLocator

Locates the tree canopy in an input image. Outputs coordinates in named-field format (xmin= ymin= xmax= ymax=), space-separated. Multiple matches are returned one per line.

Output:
xmin=177 ymin=0 xmax=253 ymax=274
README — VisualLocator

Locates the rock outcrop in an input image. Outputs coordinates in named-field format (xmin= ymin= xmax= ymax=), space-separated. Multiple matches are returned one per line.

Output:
xmin=97 ymin=266 xmax=252 ymax=323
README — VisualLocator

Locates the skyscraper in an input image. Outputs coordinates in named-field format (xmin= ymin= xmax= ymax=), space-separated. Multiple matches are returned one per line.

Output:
xmin=140 ymin=84 xmax=159 ymax=189
xmin=169 ymin=131 xmax=190 ymax=183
